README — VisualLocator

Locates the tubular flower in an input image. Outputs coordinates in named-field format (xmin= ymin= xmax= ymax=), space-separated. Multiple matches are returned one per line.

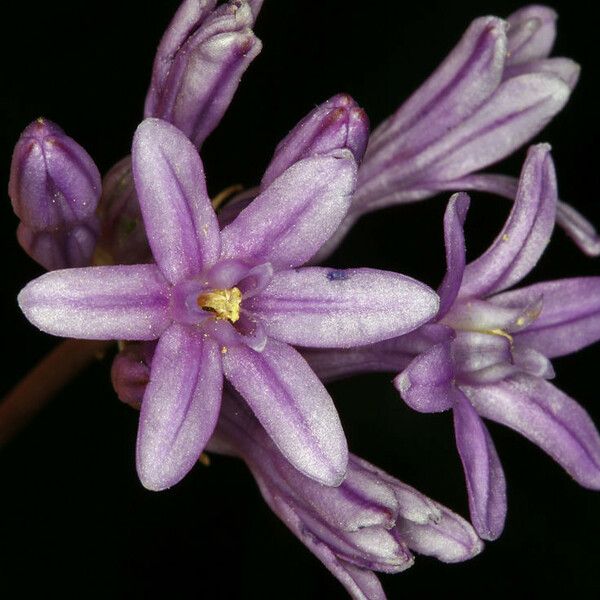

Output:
xmin=314 ymin=6 xmax=600 ymax=262
xmin=18 ymin=117 xmax=439 ymax=492
xmin=210 ymin=391 xmax=483 ymax=600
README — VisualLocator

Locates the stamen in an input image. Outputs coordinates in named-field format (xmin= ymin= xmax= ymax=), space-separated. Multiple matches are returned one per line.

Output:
xmin=197 ymin=287 xmax=242 ymax=323
xmin=485 ymin=328 xmax=514 ymax=344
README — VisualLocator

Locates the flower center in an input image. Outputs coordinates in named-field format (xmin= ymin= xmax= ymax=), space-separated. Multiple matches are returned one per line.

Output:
xmin=197 ymin=287 xmax=242 ymax=323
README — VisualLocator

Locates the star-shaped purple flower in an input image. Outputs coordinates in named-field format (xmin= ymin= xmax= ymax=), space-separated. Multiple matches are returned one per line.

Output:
xmin=395 ymin=145 xmax=600 ymax=539
xmin=304 ymin=144 xmax=600 ymax=540
xmin=18 ymin=118 xmax=439 ymax=491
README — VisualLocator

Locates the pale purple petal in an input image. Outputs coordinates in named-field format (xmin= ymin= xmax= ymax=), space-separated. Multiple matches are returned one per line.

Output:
xmin=222 ymin=339 xmax=348 ymax=485
xmin=132 ymin=118 xmax=220 ymax=284
xmin=395 ymin=497 xmax=484 ymax=563
xmin=249 ymin=267 xmax=439 ymax=347
xmin=221 ymin=152 xmax=357 ymax=269
xmin=503 ymin=57 xmax=580 ymax=90
xmin=261 ymin=94 xmax=369 ymax=189
xmin=408 ymin=74 xmax=569 ymax=184
xmin=438 ymin=193 xmax=469 ymax=318
xmin=394 ymin=342 xmax=454 ymax=413
xmin=136 ymin=324 xmax=223 ymax=491
xmin=367 ymin=17 xmax=507 ymax=156
xmin=259 ymin=488 xmax=389 ymax=600
xmin=463 ymin=375 xmax=600 ymax=489
xmin=18 ymin=265 xmax=170 ymax=340
xmin=555 ymin=201 xmax=600 ymax=256
xmin=443 ymin=173 xmax=600 ymax=257
xmin=453 ymin=388 xmax=507 ymax=540
xmin=511 ymin=346 xmax=555 ymax=379
xmin=460 ymin=145 xmax=556 ymax=298
xmin=505 ymin=5 xmax=557 ymax=65
xmin=491 ymin=277 xmax=600 ymax=358
xmin=354 ymin=74 xmax=569 ymax=211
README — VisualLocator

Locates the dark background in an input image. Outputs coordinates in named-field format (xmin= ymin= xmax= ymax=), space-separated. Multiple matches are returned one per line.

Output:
xmin=1 ymin=1 xmax=599 ymax=597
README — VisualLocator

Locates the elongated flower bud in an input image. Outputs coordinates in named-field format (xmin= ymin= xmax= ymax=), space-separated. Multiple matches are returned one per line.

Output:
xmin=212 ymin=392 xmax=482 ymax=598
xmin=8 ymin=118 xmax=101 ymax=269
xmin=95 ymin=156 xmax=152 ymax=265
xmin=144 ymin=0 xmax=262 ymax=148
xmin=261 ymin=94 xmax=370 ymax=189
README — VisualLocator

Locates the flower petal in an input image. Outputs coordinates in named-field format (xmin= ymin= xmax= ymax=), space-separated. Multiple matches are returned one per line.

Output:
xmin=453 ymin=388 xmax=507 ymax=540
xmin=421 ymin=74 xmax=568 ymax=183
xmin=491 ymin=277 xmax=600 ymax=358
xmin=438 ymin=193 xmax=469 ymax=318
xmin=132 ymin=118 xmax=220 ymax=284
xmin=460 ymin=145 xmax=556 ymax=298
xmin=136 ymin=323 xmax=223 ymax=491
xmin=249 ymin=267 xmax=439 ymax=347
xmin=505 ymin=5 xmax=557 ymax=66
xmin=220 ymin=151 xmax=357 ymax=269
xmin=258 ymin=485 xmax=389 ymax=600
xmin=463 ymin=375 xmax=600 ymax=489
xmin=222 ymin=339 xmax=348 ymax=485
xmin=433 ymin=172 xmax=600 ymax=257
xmin=17 ymin=265 xmax=170 ymax=340
xmin=394 ymin=342 xmax=454 ymax=413
xmin=503 ymin=57 xmax=580 ymax=90
xmin=393 ymin=488 xmax=484 ymax=563
xmin=366 ymin=17 xmax=507 ymax=158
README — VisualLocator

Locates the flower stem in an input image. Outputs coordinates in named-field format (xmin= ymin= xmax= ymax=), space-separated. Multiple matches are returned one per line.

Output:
xmin=0 ymin=339 xmax=113 ymax=447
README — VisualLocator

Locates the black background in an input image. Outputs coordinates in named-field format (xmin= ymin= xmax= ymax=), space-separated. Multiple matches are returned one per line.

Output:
xmin=1 ymin=1 xmax=599 ymax=598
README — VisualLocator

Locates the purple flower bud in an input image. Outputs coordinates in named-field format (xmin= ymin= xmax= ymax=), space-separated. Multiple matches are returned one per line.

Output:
xmin=212 ymin=391 xmax=482 ymax=598
xmin=111 ymin=342 xmax=155 ymax=410
xmin=9 ymin=118 xmax=101 ymax=229
xmin=144 ymin=0 xmax=262 ymax=148
xmin=96 ymin=156 xmax=152 ymax=265
xmin=261 ymin=94 xmax=370 ymax=189
xmin=8 ymin=118 xmax=101 ymax=269
xmin=16 ymin=219 xmax=99 ymax=272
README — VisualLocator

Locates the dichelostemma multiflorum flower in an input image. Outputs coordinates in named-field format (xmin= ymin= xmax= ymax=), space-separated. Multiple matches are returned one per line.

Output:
xmin=18 ymin=118 xmax=439 ymax=491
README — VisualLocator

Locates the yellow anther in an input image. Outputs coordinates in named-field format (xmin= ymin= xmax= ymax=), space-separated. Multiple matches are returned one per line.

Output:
xmin=197 ymin=287 xmax=242 ymax=323
xmin=487 ymin=328 xmax=514 ymax=344
xmin=211 ymin=184 xmax=244 ymax=210
xmin=502 ymin=234 xmax=509 ymax=242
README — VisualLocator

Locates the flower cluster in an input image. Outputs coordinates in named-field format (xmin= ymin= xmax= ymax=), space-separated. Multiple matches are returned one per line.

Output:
xmin=8 ymin=2 xmax=600 ymax=598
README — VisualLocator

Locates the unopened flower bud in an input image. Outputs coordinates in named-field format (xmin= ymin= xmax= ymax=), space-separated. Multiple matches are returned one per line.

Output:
xmin=261 ymin=94 xmax=369 ymax=189
xmin=111 ymin=342 xmax=155 ymax=410
xmin=17 ymin=219 xmax=99 ymax=271
xmin=144 ymin=0 xmax=262 ymax=148
xmin=9 ymin=118 xmax=100 ymax=229
xmin=8 ymin=118 xmax=101 ymax=268
xmin=96 ymin=156 xmax=152 ymax=265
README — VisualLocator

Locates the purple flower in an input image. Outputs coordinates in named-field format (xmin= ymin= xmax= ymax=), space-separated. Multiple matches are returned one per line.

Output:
xmin=314 ymin=6 xmax=600 ymax=262
xmin=211 ymin=391 xmax=483 ymax=600
xmin=144 ymin=0 xmax=262 ymax=149
xmin=17 ymin=117 xmax=439 ymax=491
xmin=8 ymin=118 xmax=101 ymax=270
xmin=306 ymin=144 xmax=600 ymax=540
